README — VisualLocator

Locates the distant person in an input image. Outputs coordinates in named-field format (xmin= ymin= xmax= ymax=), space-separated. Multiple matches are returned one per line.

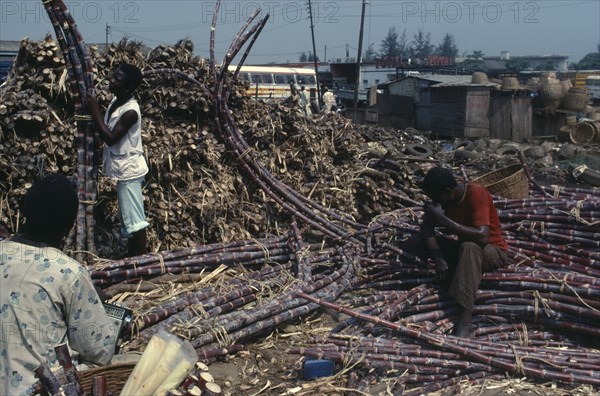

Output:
xmin=403 ymin=167 xmax=509 ymax=338
xmin=299 ymin=85 xmax=312 ymax=117
xmin=0 ymin=174 xmax=115 ymax=396
xmin=85 ymin=63 xmax=149 ymax=256
xmin=322 ymin=87 xmax=336 ymax=114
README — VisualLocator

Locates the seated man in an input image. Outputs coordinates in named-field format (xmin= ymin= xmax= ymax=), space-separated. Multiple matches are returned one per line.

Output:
xmin=413 ymin=167 xmax=509 ymax=338
xmin=0 ymin=174 xmax=115 ymax=396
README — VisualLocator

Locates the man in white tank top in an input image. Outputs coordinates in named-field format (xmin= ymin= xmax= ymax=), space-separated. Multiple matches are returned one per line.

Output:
xmin=85 ymin=64 xmax=149 ymax=256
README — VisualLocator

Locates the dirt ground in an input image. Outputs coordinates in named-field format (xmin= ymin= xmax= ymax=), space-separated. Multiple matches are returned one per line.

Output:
xmin=201 ymin=309 xmax=600 ymax=396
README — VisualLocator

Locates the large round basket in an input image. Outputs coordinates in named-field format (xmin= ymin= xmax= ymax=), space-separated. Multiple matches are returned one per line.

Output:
xmin=569 ymin=122 xmax=595 ymax=145
xmin=472 ymin=164 xmax=529 ymax=199
xmin=562 ymin=89 xmax=590 ymax=112
xmin=538 ymin=82 xmax=563 ymax=107
xmin=501 ymin=77 xmax=520 ymax=90
xmin=79 ymin=362 xmax=136 ymax=394
xmin=471 ymin=72 xmax=489 ymax=84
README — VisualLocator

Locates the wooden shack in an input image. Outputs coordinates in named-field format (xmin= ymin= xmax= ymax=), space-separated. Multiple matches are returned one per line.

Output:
xmin=532 ymin=109 xmax=578 ymax=137
xmin=430 ymin=84 xmax=492 ymax=138
xmin=372 ymin=94 xmax=415 ymax=128
xmin=374 ymin=77 xmax=439 ymax=128
xmin=489 ymin=89 xmax=533 ymax=141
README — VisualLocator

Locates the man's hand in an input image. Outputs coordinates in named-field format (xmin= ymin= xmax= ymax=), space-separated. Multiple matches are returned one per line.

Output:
xmin=84 ymin=91 xmax=101 ymax=113
xmin=424 ymin=202 xmax=446 ymax=225
xmin=434 ymin=257 xmax=449 ymax=281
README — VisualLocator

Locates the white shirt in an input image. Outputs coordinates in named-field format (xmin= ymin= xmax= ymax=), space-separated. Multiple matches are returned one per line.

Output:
xmin=0 ymin=240 xmax=115 ymax=395
xmin=103 ymin=97 xmax=149 ymax=181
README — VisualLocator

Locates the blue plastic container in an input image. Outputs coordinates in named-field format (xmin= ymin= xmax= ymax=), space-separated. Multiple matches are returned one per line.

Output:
xmin=303 ymin=358 xmax=335 ymax=380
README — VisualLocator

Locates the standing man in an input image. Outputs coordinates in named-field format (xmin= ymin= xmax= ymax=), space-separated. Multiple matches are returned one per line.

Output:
xmin=412 ymin=167 xmax=509 ymax=338
xmin=86 ymin=64 xmax=149 ymax=256
xmin=0 ymin=175 xmax=115 ymax=396
xmin=299 ymin=85 xmax=312 ymax=117
xmin=322 ymin=87 xmax=336 ymax=114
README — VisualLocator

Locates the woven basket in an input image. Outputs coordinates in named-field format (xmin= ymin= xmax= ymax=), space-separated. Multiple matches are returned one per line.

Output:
xmin=538 ymin=82 xmax=563 ymax=107
xmin=562 ymin=89 xmax=590 ymax=112
xmin=471 ymin=72 xmax=488 ymax=84
xmin=472 ymin=164 xmax=529 ymax=199
xmin=569 ymin=122 xmax=595 ymax=145
xmin=79 ymin=362 xmax=135 ymax=394
xmin=501 ymin=77 xmax=520 ymax=90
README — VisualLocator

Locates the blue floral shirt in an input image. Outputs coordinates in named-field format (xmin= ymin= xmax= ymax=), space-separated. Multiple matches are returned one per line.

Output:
xmin=0 ymin=240 xmax=115 ymax=396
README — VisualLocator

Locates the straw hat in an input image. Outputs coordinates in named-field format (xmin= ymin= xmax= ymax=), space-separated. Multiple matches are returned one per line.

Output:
xmin=560 ymin=125 xmax=572 ymax=134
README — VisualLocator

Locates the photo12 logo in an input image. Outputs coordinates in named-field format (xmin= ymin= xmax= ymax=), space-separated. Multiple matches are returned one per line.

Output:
xmin=1 ymin=1 xmax=141 ymax=24
xmin=200 ymin=1 xmax=340 ymax=24
xmin=399 ymin=1 xmax=540 ymax=23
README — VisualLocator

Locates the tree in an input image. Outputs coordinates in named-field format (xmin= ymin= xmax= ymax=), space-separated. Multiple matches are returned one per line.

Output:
xmin=436 ymin=33 xmax=459 ymax=59
xmin=409 ymin=28 xmax=434 ymax=61
xmin=363 ymin=43 xmax=377 ymax=62
xmin=572 ymin=49 xmax=600 ymax=70
xmin=467 ymin=50 xmax=484 ymax=59
xmin=307 ymin=52 xmax=320 ymax=62
xmin=505 ymin=58 xmax=531 ymax=73
xmin=460 ymin=58 xmax=487 ymax=72
xmin=299 ymin=52 xmax=308 ymax=62
xmin=379 ymin=27 xmax=401 ymax=58
xmin=398 ymin=28 xmax=409 ymax=59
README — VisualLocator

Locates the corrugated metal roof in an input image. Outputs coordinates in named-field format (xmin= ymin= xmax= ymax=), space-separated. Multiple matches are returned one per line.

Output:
xmin=431 ymin=82 xmax=497 ymax=87
xmin=0 ymin=40 xmax=22 ymax=53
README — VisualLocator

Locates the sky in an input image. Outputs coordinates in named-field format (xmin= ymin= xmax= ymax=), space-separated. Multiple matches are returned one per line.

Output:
xmin=1 ymin=0 xmax=599 ymax=66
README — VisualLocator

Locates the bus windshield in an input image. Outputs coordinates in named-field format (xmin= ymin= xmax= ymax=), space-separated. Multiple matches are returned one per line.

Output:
xmin=585 ymin=77 xmax=600 ymax=86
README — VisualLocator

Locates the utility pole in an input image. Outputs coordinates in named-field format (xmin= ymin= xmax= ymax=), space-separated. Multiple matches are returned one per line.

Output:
xmin=353 ymin=0 xmax=368 ymax=121
xmin=105 ymin=23 xmax=111 ymax=49
xmin=307 ymin=0 xmax=322 ymax=106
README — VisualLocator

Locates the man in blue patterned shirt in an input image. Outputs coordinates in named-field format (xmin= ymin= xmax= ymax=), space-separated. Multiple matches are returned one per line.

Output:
xmin=0 ymin=174 xmax=115 ymax=396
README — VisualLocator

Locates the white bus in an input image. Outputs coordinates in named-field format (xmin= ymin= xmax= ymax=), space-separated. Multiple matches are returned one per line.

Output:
xmin=228 ymin=65 xmax=317 ymax=100
xmin=585 ymin=75 xmax=600 ymax=103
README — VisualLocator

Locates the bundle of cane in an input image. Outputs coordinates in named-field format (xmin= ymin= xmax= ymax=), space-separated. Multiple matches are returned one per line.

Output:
xmin=120 ymin=331 xmax=197 ymax=396
xmin=41 ymin=0 xmax=97 ymax=261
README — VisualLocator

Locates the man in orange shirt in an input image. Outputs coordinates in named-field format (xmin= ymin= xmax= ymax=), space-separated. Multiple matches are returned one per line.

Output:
xmin=416 ymin=167 xmax=509 ymax=338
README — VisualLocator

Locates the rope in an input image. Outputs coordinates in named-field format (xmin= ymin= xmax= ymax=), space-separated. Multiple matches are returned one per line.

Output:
xmin=251 ymin=237 xmax=270 ymax=263
xmin=155 ymin=252 xmax=166 ymax=274
xmin=542 ymin=269 xmax=600 ymax=313
xmin=531 ymin=290 xmax=556 ymax=321
xmin=553 ymin=185 xmax=561 ymax=198
xmin=521 ymin=321 xmax=529 ymax=347
xmin=211 ymin=325 xmax=232 ymax=348
xmin=509 ymin=344 xmax=526 ymax=376
xmin=552 ymin=205 xmax=600 ymax=227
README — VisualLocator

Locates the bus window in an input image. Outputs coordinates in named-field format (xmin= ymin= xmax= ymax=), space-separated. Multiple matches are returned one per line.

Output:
xmin=260 ymin=74 xmax=274 ymax=84
xmin=274 ymin=74 xmax=288 ymax=84
xmin=297 ymin=75 xmax=316 ymax=85
xmin=240 ymin=73 xmax=251 ymax=82
xmin=250 ymin=74 xmax=262 ymax=84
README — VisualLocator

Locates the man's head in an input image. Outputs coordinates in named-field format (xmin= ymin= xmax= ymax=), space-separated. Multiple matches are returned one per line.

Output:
xmin=421 ymin=167 xmax=459 ymax=205
xmin=22 ymin=174 xmax=78 ymax=242
xmin=109 ymin=63 xmax=143 ymax=95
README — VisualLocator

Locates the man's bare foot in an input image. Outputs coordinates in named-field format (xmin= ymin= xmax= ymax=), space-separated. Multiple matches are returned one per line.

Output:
xmin=454 ymin=323 xmax=471 ymax=338
xmin=455 ymin=306 xmax=473 ymax=338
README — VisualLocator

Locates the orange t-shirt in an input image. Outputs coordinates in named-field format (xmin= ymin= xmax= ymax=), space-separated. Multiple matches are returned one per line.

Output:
xmin=443 ymin=183 xmax=508 ymax=251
